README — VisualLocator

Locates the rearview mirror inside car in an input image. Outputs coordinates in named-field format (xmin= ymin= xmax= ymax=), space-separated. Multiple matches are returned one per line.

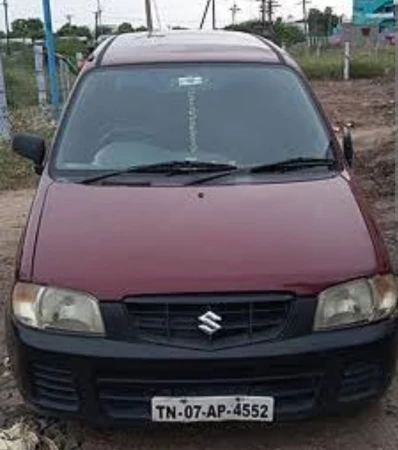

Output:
xmin=12 ymin=133 xmax=46 ymax=174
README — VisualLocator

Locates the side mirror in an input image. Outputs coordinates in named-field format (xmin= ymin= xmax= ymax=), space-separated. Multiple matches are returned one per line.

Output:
xmin=343 ymin=127 xmax=354 ymax=167
xmin=12 ymin=133 xmax=46 ymax=174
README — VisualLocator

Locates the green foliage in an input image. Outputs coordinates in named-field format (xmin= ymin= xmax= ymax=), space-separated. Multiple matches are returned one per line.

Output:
xmin=116 ymin=24 xmax=148 ymax=33
xmin=225 ymin=20 xmax=305 ymax=46
xmin=11 ymin=18 xmax=44 ymax=41
xmin=56 ymin=38 xmax=87 ymax=61
xmin=3 ymin=50 xmax=37 ymax=109
xmin=97 ymin=25 xmax=114 ymax=37
xmin=294 ymin=47 xmax=396 ymax=79
xmin=273 ymin=18 xmax=306 ymax=46
xmin=308 ymin=7 xmax=340 ymax=36
xmin=117 ymin=22 xmax=134 ymax=34
xmin=10 ymin=19 xmax=28 ymax=38
xmin=0 ymin=142 xmax=35 ymax=190
xmin=57 ymin=23 xmax=92 ymax=39
xmin=0 ymin=109 xmax=56 ymax=190
xmin=225 ymin=20 xmax=267 ymax=35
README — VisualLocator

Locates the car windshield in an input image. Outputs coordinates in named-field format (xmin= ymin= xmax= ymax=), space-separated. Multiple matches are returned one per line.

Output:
xmin=53 ymin=64 xmax=332 ymax=177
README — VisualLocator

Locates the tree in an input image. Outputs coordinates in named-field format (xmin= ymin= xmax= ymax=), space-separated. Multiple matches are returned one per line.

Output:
xmin=57 ymin=23 xmax=75 ymax=37
xmin=273 ymin=17 xmax=305 ymax=45
xmin=56 ymin=38 xmax=87 ymax=59
xmin=225 ymin=19 xmax=305 ymax=46
xmin=11 ymin=18 xmax=44 ymax=41
xmin=57 ymin=23 xmax=92 ymax=39
xmin=11 ymin=19 xmax=28 ymax=38
xmin=117 ymin=22 xmax=133 ymax=34
xmin=308 ymin=8 xmax=339 ymax=36
xmin=25 ymin=18 xmax=44 ymax=40
xmin=76 ymin=26 xmax=92 ymax=39
xmin=96 ymin=25 xmax=113 ymax=36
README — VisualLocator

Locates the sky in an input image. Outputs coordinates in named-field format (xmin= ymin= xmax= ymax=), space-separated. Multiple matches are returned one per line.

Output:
xmin=2 ymin=0 xmax=354 ymax=31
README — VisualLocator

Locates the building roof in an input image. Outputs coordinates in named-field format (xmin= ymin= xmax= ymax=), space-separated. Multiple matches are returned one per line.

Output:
xmin=91 ymin=30 xmax=289 ymax=67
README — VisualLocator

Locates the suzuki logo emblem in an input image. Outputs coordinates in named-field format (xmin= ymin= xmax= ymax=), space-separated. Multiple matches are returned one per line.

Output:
xmin=198 ymin=311 xmax=222 ymax=336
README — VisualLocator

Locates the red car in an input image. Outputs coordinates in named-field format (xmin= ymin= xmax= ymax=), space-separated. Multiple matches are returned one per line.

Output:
xmin=7 ymin=31 xmax=397 ymax=425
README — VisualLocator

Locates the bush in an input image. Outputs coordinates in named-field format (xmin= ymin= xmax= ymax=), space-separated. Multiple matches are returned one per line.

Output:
xmin=0 ymin=108 xmax=56 ymax=190
xmin=3 ymin=50 xmax=37 ymax=109
xmin=0 ymin=141 xmax=35 ymax=190
xmin=225 ymin=20 xmax=305 ymax=46
xmin=56 ymin=38 xmax=87 ymax=63
xmin=294 ymin=47 xmax=395 ymax=80
xmin=298 ymin=55 xmax=343 ymax=79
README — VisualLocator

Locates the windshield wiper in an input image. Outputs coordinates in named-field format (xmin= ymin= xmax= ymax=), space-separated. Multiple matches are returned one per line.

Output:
xmin=79 ymin=160 xmax=238 ymax=185
xmin=185 ymin=157 xmax=337 ymax=186
xmin=250 ymin=157 xmax=336 ymax=172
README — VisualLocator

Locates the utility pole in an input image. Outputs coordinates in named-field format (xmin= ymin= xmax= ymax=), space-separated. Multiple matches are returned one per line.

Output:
xmin=300 ymin=0 xmax=310 ymax=38
xmin=327 ymin=7 xmax=333 ymax=36
xmin=302 ymin=0 xmax=307 ymax=36
xmin=96 ymin=0 xmax=102 ymax=28
xmin=199 ymin=0 xmax=217 ymax=30
xmin=258 ymin=0 xmax=279 ymax=35
xmin=2 ymin=0 xmax=10 ymax=53
xmin=266 ymin=0 xmax=280 ymax=24
xmin=145 ymin=0 xmax=153 ymax=31
xmin=66 ymin=14 xmax=73 ymax=37
xmin=93 ymin=0 xmax=102 ymax=42
xmin=200 ymin=0 xmax=212 ymax=29
xmin=94 ymin=11 xmax=99 ymax=42
xmin=230 ymin=2 xmax=241 ymax=25
xmin=261 ymin=0 xmax=266 ymax=33
xmin=212 ymin=0 xmax=216 ymax=29
xmin=296 ymin=0 xmax=310 ymax=44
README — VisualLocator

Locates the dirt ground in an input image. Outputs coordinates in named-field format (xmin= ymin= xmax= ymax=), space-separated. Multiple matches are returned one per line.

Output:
xmin=0 ymin=78 xmax=397 ymax=449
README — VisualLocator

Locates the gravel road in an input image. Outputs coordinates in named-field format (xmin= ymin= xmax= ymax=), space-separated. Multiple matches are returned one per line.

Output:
xmin=0 ymin=79 xmax=397 ymax=449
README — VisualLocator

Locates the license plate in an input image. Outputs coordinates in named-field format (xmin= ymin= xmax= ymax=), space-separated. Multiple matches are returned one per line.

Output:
xmin=152 ymin=396 xmax=274 ymax=422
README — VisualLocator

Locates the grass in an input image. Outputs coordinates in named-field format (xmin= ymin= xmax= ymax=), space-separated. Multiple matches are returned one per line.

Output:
xmin=0 ymin=108 xmax=56 ymax=190
xmin=3 ymin=50 xmax=37 ymax=109
xmin=0 ymin=142 xmax=36 ymax=190
xmin=0 ymin=44 xmax=395 ymax=190
xmin=2 ymin=42 xmax=79 ymax=111
xmin=0 ymin=43 xmax=395 ymax=111
xmin=293 ymin=46 xmax=395 ymax=80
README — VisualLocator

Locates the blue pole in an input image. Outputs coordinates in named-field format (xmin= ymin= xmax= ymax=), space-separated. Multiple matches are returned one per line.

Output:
xmin=42 ymin=0 xmax=59 ymax=108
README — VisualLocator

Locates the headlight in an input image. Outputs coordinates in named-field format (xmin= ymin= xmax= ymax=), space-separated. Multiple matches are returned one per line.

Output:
xmin=314 ymin=274 xmax=397 ymax=331
xmin=12 ymin=283 xmax=105 ymax=335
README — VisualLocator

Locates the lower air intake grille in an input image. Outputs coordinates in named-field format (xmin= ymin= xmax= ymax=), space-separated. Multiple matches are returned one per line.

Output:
xmin=30 ymin=361 xmax=79 ymax=412
xmin=97 ymin=368 xmax=322 ymax=420
xmin=339 ymin=360 xmax=384 ymax=402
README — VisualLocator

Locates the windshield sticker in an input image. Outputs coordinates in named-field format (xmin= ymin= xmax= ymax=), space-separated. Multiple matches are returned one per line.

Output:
xmin=187 ymin=87 xmax=198 ymax=155
xmin=178 ymin=76 xmax=203 ymax=87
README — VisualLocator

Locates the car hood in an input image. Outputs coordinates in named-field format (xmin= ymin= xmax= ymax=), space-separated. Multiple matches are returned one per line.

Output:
xmin=32 ymin=175 xmax=381 ymax=299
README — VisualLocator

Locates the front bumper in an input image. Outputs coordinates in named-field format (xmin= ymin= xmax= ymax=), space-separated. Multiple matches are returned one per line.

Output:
xmin=7 ymin=318 xmax=398 ymax=425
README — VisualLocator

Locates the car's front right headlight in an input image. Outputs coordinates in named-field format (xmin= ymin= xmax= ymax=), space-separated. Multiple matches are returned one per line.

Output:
xmin=314 ymin=274 xmax=397 ymax=331
xmin=12 ymin=282 xmax=105 ymax=335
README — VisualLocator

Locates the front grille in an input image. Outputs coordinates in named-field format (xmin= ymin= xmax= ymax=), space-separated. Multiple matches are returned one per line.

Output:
xmin=339 ymin=360 xmax=384 ymax=402
xmin=125 ymin=294 xmax=291 ymax=348
xmin=29 ymin=362 xmax=79 ymax=412
xmin=97 ymin=368 xmax=323 ymax=420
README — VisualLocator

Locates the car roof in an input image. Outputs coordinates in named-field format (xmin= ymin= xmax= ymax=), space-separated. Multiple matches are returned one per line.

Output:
xmin=92 ymin=30 xmax=298 ymax=68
